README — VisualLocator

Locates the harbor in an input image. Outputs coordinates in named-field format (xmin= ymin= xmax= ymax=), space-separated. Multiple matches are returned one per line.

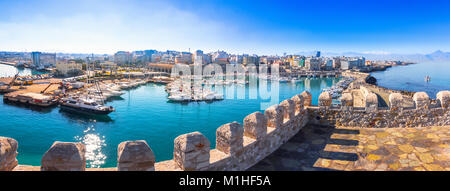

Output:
xmin=0 ymin=64 xmax=341 ymax=167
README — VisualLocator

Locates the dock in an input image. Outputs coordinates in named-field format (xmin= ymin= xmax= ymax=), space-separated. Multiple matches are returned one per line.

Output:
xmin=0 ymin=61 xmax=17 ymax=66
xmin=2 ymin=77 xmax=62 ymax=107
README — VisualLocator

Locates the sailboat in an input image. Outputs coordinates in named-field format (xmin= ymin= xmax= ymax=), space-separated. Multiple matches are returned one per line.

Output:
xmin=59 ymin=54 xmax=115 ymax=115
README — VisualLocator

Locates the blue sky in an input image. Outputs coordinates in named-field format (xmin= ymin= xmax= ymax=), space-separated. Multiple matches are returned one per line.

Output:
xmin=0 ymin=0 xmax=449 ymax=55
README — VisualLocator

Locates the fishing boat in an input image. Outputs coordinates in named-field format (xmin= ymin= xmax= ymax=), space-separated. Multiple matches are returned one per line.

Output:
xmin=425 ymin=76 xmax=431 ymax=82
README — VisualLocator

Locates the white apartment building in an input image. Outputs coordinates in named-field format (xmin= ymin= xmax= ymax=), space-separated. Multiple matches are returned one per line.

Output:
xmin=56 ymin=61 xmax=82 ymax=76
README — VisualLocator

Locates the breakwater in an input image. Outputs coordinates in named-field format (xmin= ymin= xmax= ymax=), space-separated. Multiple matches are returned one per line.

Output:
xmin=1 ymin=88 xmax=448 ymax=171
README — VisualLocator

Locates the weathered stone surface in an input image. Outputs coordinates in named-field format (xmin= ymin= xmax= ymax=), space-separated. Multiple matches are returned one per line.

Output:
xmin=365 ymin=93 xmax=378 ymax=112
xmin=280 ymin=99 xmax=295 ymax=121
xmin=318 ymin=92 xmax=332 ymax=107
xmin=389 ymin=93 xmax=403 ymax=110
xmin=264 ymin=104 xmax=283 ymax=129
xmin=291 ymin=94 xmax=304 ymax=114
xmin=173 ymin=132 xmax=210 ymax=171
xmin=243 ymin=112 xmax=267 ymax=140
xmin=300 ymin=91 xmax=312 ymax=106
xmin=41 ymin=142 xmax=86 ymax=171
xmin=216 ymin=122 xmax=244 ymax=155
xmin=0 ymin=137 xmax=18 ymax=171
xmin=437 ymin=91 xmax=450 ymax=108
xmin=117 ymin=140 xmax=155 ymax=171
xmin=340 ymin=93 xmax=353 ymax=107
xmin=250 ymin=124 xmax=450 ymax=171
xmin=413 ymin=92 xmax=430 ymax=109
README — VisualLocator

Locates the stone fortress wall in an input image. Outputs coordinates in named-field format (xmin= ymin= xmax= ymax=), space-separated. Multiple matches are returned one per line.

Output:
xmin=1 ymin=89 xmax=449 ymax=171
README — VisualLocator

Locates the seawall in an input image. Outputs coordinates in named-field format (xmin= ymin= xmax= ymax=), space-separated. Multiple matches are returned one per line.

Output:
xmin=1 ymin=87 xmax=448 ymax=171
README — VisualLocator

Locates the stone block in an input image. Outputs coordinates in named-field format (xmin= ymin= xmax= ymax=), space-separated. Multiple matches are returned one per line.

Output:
xmin=413 ymin=92 xmax=430 ymax=109
xmin=243 ymin=112 xmax=267 ymax=140
xmin=280 ymin=99 xmax=295 ymax=121
xmin=117 ymin=140 xmax=155 ymax=171
xmin=365 ymin=93 xmax=378 ymax=112
xmin=300 ymin=91 xmax=312 ymax=106
xmin=340 ymin=93 xmax=353 ymax=110
xmin=264 ymin=104 xmax=283 ymax=129
xmin=216 ymin=122 xmax=244 ymax=155
xmin=41 ymin=142 xmax=86 ymax=171
xmin=318 ymin=92 xmax=332 ymax=107
xmin=437 ymin=91 xmax=450 ymax=108
xmin=0 ymin=137 xmax=18 ymax=171
xmin=173 ymin=132 xmax=210 ymax=171
xmin=389 ymin=93 xmax=403 ymax=110
xmin=290 ymin=94 xmax=304 ymax=114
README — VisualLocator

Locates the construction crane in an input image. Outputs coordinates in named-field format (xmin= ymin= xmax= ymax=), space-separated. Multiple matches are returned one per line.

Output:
xmin=40 ymin=82 xmax=63 ymax=94
xmin=6 ymin=73 xmax=19 ymax=89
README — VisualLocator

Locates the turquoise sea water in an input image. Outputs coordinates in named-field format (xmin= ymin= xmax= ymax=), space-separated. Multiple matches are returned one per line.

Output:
xmin=0 ymin=64 xmax=47 ymax=77
xmin=0 ymin=63 xmax=340 ymax=167
xmin=371 ymin=62 xmax=450 ymax=98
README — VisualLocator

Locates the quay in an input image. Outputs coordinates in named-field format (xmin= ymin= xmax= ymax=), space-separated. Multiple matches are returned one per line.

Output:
xmin=283 ymin=70 xmax=341 ymax=78
xmin=0 ymin=61 xmax=17 ymax=66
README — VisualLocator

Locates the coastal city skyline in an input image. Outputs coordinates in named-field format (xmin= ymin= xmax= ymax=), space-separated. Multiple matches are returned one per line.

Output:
xmin=1 ymin=0 xmax=450 ymax=55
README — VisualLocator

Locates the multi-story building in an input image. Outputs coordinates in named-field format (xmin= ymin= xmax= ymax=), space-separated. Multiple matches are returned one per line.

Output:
xmin=31 ymin=52 xmax=41 ymax=67
xmin=114 ymin=51 xmax=132 ymax=65
xmin=340 ymin=57 xmax=366 ymax=70
xmin=242 ymin=54 xmax=259 ymax=66
xmin=323 ymin=59 xmax=333 ymax=71
xmin=229 ymin=55 xmax=243 ymax=65
xmin=31 ymin=52 xmax=56 ymax=68
xmin=175 ymin=52 xmax=193 ymax=64
xmin=212 ymin=51 xmax=228 ymax=62
xmin=56 ymin=61 xmax=82 ymax=76
xmin=305 ymin=57 xmax=321 ymax=70
xmin=315 ymin=51 xmax=321 ymax=57
xmin=144 ymin=50 xmax=157 ymax=62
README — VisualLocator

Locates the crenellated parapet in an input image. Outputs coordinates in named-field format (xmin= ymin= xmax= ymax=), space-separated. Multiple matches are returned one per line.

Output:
xmin=389 ymin=93 xmax=404 ymax=111
xmin=340 ymin=93 xmax=353 ymax=111
xmin=437 ymin=91 xmax=450 ymax=108
xmin=0 ymin=137 xmax=18 ymax=171
xmin=308 ymin=90 xmax=450 ymax=128
xmin=413 ymin=92 xmax=430 ymax=109
xmin=117 ymin=140 xmax=155 ymax=171
xmin=318 ymin=92 xmax=332 ymax=108
xmin=365 ymin=93 xmax=378 ymax=112
xmin=41 ymin=141 xmax=86 ymax=171
xmin=173 ymin=132 xmax=210 ymax=171
xmin=1 ymin=90 xmax=448 ymax=171
xmin=300 ymin=91 xmax=312 ymax=106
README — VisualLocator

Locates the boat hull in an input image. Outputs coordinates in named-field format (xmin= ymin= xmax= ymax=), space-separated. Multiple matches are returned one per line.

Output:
xmin=60 ymin=104 xmax=113 ymax=115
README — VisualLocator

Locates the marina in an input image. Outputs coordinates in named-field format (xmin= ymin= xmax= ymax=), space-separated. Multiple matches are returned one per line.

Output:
xmin=0 ymin=64 xmax=340 ymax=168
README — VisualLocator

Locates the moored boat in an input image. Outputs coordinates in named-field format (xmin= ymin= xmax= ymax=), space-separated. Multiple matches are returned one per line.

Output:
xmin=59 ymin=97 xmax=115 ymax=115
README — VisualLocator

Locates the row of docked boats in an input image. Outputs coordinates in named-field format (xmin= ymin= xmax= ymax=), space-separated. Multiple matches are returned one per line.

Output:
xmin=166 ymin=79 xmax=224 ymax=102
xmin=323 ymin=77 xmax=355 ymax=98
xmin=256 ymin=75 xmax=301 ymax=83
xmin=59 ymin=78 xmax=152 ymax=115
xmin=69 ymin=79 xmax=150 ymax=103
xmin=3 ymin=78 xmax=152 ymax=115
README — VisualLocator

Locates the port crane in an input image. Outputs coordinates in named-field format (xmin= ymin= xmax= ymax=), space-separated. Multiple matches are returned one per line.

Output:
xmin=0 ymin=73 xmax=19 ymax=93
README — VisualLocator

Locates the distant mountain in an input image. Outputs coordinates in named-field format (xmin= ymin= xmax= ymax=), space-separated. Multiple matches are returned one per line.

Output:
xmin=297 ymin=50 xmax=450 ymax=63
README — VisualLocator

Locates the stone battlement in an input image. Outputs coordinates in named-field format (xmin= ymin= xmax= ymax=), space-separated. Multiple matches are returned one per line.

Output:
xmin=1 ymin=90 xmax=449 ymax=171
